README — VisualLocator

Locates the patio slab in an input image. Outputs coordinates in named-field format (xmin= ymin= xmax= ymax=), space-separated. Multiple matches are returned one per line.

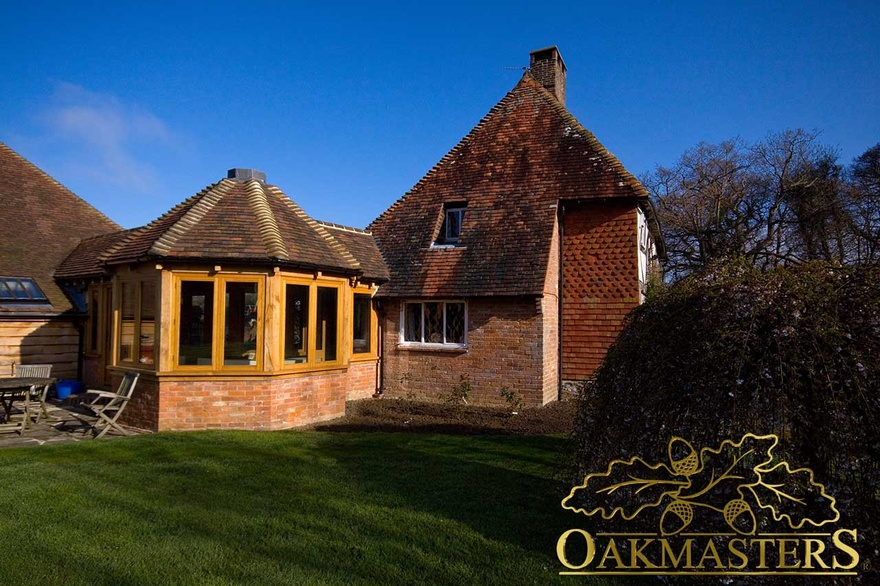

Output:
xmin=0 ymin=398 xmax=144 ymax=448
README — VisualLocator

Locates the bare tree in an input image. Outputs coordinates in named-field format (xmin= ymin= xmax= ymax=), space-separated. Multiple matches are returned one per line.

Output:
xmin=847 ymin=143 xmax=880 ymax=263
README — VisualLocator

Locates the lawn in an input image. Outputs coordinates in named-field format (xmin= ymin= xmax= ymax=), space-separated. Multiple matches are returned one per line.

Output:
xmin=0 ymin=431 xmax=609 ymax=585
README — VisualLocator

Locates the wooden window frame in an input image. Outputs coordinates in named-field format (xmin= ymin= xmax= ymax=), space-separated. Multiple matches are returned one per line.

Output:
xmin=351 ymin=287 xmax=378 ymax=361
xmin=280 ymin=276 xmax=345 ymax=371
xmin=115 ymin=277 xmax=158 ymax=370
xmin=171 ymin=273 xmax=265 ymax=373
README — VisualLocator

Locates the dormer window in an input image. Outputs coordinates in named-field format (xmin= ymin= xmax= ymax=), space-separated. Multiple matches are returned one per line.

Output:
xmin=435 ymin=202 xmax=467 ymax=246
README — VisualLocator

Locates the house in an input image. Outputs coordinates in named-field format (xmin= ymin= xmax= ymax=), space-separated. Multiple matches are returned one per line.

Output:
xmin=369 ymin=47 xmax=662 ymax=407
xmin=4 ymin=46 xmax=661 ymax=431
xmin=55 ymin=169 xmax=389 ymax=430
xmin=0 ymin=142 xmax=120 ymax=379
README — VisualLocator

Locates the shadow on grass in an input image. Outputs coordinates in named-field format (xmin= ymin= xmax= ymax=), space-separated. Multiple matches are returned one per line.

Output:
xmin=0 ymin=432 xmax=602 ymax=585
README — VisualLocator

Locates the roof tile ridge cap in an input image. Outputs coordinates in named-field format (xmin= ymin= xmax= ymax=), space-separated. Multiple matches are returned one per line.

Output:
xmin=149 ymin=180 xmax=231 ymax=256
xmin=0 ymin=141 xmax=122 ymax=231
xmin=532 ymin=83 xmax=650 ymax=198
xmin=274 ymin=189 xmax=361 ymax=270
xmin=367 ymin=78 xmax=529 ymax=231
xmin=315 ymin=220 xmax=372 ymax=235
xmin=247 ymin=181 xmax=289 ymax=260
xmin=98 ymin=226 xmax=151 ymax=264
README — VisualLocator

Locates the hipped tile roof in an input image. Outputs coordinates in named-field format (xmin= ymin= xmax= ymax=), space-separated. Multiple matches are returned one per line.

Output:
xmin=59 ymin=178 xmax=389 ymax=282
xmin=0 ymin=141 xmax=120 ymax=315
xmin=369 ymin=72 xmax=658 ymax=298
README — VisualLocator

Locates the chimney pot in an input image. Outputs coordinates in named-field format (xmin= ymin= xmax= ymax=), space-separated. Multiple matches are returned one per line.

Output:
xmin=227 ymin=168 xmax=267 ymax=183
xmin=529 ymin=46 xmax=567 ymax=105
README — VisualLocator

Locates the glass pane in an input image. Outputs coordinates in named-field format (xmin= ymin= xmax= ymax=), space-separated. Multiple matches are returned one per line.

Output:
xmin=445 ymin=209 xmax=463 ymax=241
xmin=445 ymin=302 xmax=465 ymax=344
xmin=21 ymin=279 xmax=45 ymax=299
xmin=139 ymin=281 xmax=156 ymax=366
xmin=404 ymin=303 xmax=422 ymax=342
xmin=119 ymin=282 xmax=135 ymax=362
xmin=224 ymin=282 xmax=258 ymax=366
xmin=352 ymin=294 xmax=372 ymax=354
xmin=284 ymin=284 xmax=309 ymax=364
xmin=178 ymin=281 xmax=214 ymax=366
xmin=424 ymin=302 xmax=443 ymax=343
xmin=316 ymin=287 xmax=338 ymax=362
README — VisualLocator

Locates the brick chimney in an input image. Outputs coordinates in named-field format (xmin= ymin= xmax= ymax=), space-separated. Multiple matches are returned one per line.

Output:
xmin=529 ymin=46 xmax=567 ymax=105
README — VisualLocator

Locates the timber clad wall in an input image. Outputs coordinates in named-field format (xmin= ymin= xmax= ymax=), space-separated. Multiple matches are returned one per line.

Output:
xmin=380 ymin=297 xmax=554 ymax=407
xmin=0 ymin=320 xmax=79 ymax=378
xmin=562 ymin=202 xmax=640 ymax=380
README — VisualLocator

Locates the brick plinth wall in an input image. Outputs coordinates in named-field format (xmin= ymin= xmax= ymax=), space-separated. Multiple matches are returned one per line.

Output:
xmin=108 ymin=360 xmax=378 ymax=432
xmin=562 ymin=201 xmax=640 ymax=380
xmin=380 ymin=297 xmax=555 ymax=407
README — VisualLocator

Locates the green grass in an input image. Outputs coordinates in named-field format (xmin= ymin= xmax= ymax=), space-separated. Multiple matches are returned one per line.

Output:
xmin=0 ymin=432 xmax=609 ymax=585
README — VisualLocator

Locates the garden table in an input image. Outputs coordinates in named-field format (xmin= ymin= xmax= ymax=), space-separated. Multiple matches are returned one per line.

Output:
xmin=0 ymin=377 xmax=54 ymax=434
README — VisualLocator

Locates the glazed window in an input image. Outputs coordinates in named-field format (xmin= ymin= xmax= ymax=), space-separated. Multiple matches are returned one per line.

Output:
xmin=223 ymin=282 xmax=259 ymax=366
xmin=117 ymin=278 xmax=158 ymax=367
xmin=352 ymin=293 xmax=372 ymax=354
xmin=281 ymin=278 xmax=344 ymax=369
xmin=175 ymin=277 xmax=262 ymax=370
xmin=402 ymin=301 xmax=466 ymax=346
xmin=178 ymin=280 xmax=215 ymax=366
xmin=434 ymin=202 xmax=467 ymax=246
xmin=0 ymin=277 xmax=48 ymax=303
xmin=284 ymin=284 xmax=309 ymax=364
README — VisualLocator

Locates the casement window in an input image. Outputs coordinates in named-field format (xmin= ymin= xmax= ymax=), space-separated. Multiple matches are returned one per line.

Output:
xmin=401 ymin=301 xmax=467 ymax=347
xmin=117 ymin=278 xmax=158 ymax=367
xmin=352 ymin=292 xmax=374 ymax=355
xmin=282 ymin=279 xmax=343 ymax=368
xmin=434 ymin=202 xmax=467 ymax=246
xmin=175 ymin=275 xmax=263 ymax=370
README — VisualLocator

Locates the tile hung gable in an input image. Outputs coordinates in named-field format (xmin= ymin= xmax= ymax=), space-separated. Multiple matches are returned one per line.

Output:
xmin=369 ymin=72 xmax=648 ymax=298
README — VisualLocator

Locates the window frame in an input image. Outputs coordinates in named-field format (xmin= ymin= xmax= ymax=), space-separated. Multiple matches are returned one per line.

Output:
xmin=433 ymin=202 xmax=468 ymax=247
xmin=114 ymin=277 xmax=159 ymax=369
xmin=351 ymin=287 xmax=378 ymax=360
xmin=399 ymin=300 xmax=467 ymax=349
xmin=171 ymin=273 xmax=265 ymax=372
xmin=280 ymin=276 xmax=345 ymax=371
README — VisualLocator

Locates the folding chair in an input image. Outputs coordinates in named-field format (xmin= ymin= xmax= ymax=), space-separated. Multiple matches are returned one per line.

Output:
xmin=83 ymin=372 xmax=139 ymax=439
xmin=12 ymin=363 xmax=52 ymax=424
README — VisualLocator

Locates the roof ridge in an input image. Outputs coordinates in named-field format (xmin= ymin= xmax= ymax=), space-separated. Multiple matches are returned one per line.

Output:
xmin=270 ymin=187 xmax=361 ymax=271
xmin=149 ymin=180 xmax=231 ymax=256
xmin=246 ymin=180 xmax=289 ymax=260
xmin=0 ymin=141 xmax=121 ymax=231
xmin=315 ymin=220 xmax=373 ymax=235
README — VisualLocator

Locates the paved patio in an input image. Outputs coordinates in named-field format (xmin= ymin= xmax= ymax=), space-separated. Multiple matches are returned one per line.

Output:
xmin=0 ymin=397 xmax=144 ymax=448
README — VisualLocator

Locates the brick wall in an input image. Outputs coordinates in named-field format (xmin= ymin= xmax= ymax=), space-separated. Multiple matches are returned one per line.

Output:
xmin=113 ymin=362 xmax=377 ymax=432
xmin=380 ymin=296 xmax=555 ymax=407
xmin=562 ymin=201 xmax=640 ymax=380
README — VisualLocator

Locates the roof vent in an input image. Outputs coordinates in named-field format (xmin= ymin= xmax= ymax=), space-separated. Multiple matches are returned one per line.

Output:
xmin=529 ymin=46 xmax=567 ymax=105
xmin=227 ymin=168 xmax=267 ymax=183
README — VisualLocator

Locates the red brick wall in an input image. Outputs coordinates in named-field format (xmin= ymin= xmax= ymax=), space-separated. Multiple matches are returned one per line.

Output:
xmin=380 ymin=297 xmax=554 ymax=407
xmin=562 ymin=201 xmax=640 ymax=380
xmin=113 ymin=361 xmax=377 ymax=432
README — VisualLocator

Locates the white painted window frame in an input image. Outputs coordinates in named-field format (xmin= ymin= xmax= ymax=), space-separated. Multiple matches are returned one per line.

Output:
xmin=399 ymin=300 xmax=468 ymax=348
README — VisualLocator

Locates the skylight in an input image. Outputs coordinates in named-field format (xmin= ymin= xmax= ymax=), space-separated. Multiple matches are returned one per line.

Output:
xmin=0 ymin=277 xmax=48 ymax=302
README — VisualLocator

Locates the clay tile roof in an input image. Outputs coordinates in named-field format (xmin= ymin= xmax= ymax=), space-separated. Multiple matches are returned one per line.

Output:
xmin=315 ymin=222 xmax=391 ymax=283
xmin=64 ymin=177 xmax=379 ymax=277
xmin=54 ymin=230 xmax=133 ymax=280
xmin=0 ymin=141 xmax=120 ymax=315
xmin=368 ymin=72 xmax=653 ymax=298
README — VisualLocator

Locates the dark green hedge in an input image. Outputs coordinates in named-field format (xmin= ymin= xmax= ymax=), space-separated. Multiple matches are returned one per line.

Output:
xmin=567 ymin=261 xmax=879 ymax=582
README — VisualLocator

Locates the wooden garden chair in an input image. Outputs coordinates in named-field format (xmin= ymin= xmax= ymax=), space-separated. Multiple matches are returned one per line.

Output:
xmin=83 ymin=372 xmax=139 ymax=439
xmin=12 ymin=363 xmax=52 ymax=424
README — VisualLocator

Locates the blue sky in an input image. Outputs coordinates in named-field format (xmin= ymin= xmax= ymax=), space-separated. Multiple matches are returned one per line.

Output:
xmin=2 ymin=1 xmax=878 ymax=230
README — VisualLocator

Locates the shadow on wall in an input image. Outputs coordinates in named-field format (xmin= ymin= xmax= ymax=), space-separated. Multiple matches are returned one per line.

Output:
xmin=1 ymin=318 xmax=81 ymax=379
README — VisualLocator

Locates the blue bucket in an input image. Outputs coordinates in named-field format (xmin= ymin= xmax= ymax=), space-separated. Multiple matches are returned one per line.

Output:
xmin=55 ymin=380 xmax=82 ymax=400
